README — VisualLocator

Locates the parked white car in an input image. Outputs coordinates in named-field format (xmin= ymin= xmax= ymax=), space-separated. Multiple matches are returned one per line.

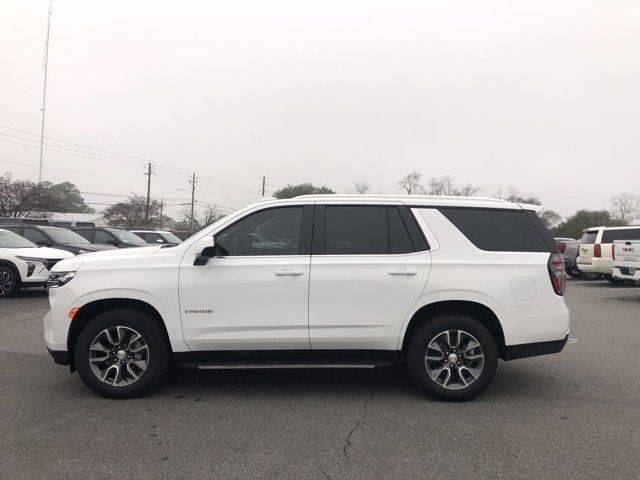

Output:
xmin=577 ymin=226 xmax=640 ymax=281
xmin=0 ymin=228 xmax=73 ymax=298
xmin=612 ymin=240 xmax=640 ymax=284
xmin=44 ymin=195 xmax=569 ymax=401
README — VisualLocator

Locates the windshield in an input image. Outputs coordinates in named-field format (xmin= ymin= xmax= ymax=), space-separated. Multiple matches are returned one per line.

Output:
xmin=107 ymin=228 xmax=148 ymax=244
xmin=42 ymin=226 xmax=90 ymax=244
xmin=0 ymin=229 xmax=37 ymax=248
xmin=160 ymin=232 xmax=182 ymax=244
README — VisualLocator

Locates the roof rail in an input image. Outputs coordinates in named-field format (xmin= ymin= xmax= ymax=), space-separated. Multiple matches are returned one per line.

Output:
xmin=293 ymin=194 xmax=511 ymax=204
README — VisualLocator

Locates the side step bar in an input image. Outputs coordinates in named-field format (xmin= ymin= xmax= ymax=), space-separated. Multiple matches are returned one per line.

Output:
xmin=180 ymin=359 xmax=401 ymax=370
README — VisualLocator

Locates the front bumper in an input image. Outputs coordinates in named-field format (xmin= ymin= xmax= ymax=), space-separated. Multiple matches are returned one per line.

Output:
xmin=47 ymin=347 xmax=69 ymax=366
xmin=503 ymin=334 xmax=569 ymax=361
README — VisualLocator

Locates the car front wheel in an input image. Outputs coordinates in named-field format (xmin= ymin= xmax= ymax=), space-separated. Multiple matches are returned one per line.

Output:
xmin=407 ymin=314 xmax=498 ymax=401
xmin=74 ymin=309 xmax=169 ymax=398
xmin=0 ymin=265 xmax=19 ymax=298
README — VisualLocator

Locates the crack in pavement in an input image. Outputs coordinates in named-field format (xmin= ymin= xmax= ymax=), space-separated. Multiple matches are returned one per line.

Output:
xmin=342 ymin=377 xmax=374 ymax=460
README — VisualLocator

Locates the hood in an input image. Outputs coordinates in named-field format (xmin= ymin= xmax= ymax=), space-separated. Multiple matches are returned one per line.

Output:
xmin=51 ymin=245 xmax=163 ymax=272
xmin=0 ymin=246 xmax=74 ymax=260
xmin=66 ymin=243 xmax=117 ymax=252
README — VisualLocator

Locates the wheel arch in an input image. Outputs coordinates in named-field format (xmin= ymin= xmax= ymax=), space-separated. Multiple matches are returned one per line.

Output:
xmin=401 ymin=300 xmax=506 ymax=358
xmin=67 ymin=298 xmax=171 ymax=369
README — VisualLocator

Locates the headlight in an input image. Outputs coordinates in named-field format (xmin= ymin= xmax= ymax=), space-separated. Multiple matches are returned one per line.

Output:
xmin=46 ymin=271 xmax=76 ymax=288
xmin=16 ymin=256 xmax=48 ymax=263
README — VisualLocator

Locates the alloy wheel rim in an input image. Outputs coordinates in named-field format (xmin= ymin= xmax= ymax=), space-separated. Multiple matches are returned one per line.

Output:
xmin=0 ymin=269 xmax=13 ymax=296
xmin=89 ymin=326 xmax=149 ymax=387
xmin=424 ymin=329 xmax=485 ymax=390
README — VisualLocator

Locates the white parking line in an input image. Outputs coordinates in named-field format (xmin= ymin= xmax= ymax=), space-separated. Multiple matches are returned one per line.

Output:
xmin=567 ymin=338 xmax=578 ymax=345
xmin=607 ymin=288 xmax=640 ymax=291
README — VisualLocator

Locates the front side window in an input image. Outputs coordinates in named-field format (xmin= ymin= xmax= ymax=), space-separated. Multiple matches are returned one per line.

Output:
xmin=95 ymin=230 xmax=116 ymax=244
xmin=215 ymin=207 xmax=303 ymax=256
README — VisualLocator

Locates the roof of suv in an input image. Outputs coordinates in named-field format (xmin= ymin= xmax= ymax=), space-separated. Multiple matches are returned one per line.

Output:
xmin=287 ymin=194 xmax=523 ymax=210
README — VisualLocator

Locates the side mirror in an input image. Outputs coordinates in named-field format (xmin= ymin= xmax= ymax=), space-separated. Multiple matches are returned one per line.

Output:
xmin=193 ymin=236 xmax=215 ymax=266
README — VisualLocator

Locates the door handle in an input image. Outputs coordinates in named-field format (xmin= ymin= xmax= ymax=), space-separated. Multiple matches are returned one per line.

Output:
xmin=274 ymin=269 xmax=304 ymax=276
xmin=388 ymin=268 xmax=418 ymax=276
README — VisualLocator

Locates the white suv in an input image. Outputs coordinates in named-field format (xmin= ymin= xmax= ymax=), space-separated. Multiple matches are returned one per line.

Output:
xmin=44 ymin=195 xmax=569 ymax=401
xmin=577 ymin=226 xmax=640 ymax=280
xmin=0 ymin=228 xmax=73 ymax=298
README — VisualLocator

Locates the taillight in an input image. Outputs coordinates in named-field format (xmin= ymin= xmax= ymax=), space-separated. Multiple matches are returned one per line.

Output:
xmin=558 ymin=242 xmax=566 ymax=254
xmin=548 ymin=253 xmax=566 ymax=296
xmin=612 ymin=244 xmax=615 ymax=260
xmin=594 ymin=244 xmax=601 ymax=257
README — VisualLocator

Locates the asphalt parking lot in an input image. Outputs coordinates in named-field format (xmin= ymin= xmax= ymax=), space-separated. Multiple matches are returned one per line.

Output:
xmin=1 ymin=280 xmax=639 ymax=480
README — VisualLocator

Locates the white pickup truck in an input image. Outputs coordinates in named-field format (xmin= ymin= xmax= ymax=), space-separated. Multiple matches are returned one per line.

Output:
xmin=612 ymin=240 xmax=640 ymax=284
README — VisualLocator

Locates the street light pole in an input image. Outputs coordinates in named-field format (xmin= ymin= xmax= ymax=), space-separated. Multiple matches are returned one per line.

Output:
xmin=38 ymin=0 xmax=53 ymax=183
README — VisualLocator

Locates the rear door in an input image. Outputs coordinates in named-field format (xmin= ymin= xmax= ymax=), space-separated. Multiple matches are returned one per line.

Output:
xmin=308 ymin=204 xmax=431 ymax=350
xmin=578 ymin=230 xmax=599 ymax=265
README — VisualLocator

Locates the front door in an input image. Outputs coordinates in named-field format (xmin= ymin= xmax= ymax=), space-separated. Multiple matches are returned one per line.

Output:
xmin=179 ymin=205 xmax=313 ymax=351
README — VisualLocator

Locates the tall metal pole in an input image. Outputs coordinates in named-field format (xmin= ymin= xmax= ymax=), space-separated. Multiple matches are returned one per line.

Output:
xmin=261 ymin=176 xmax=266 ymax=197
xmin=38 ymin=0 xmax=53 ymax=183
xmin=144 ymin=162 xmax=152 ymax=226
xmin=189 ymin=173 xmax=196 ymax=231
xmin=159 ymin=199 xmax=164 ymax=227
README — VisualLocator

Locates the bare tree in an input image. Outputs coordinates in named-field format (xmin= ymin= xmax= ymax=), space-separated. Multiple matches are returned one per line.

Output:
xmin=0 ymin=173 xmax=47 ymax=218
xmin=103 ymin=194 xmax=167 ymax=228
xmin=610 ymin=193 xmax=640 ymax=222
xmin=398 ymin=172 xmax=424 ymax=195
xmin=428 ymin=176 xmax=455 ymax=196
xmin=457 ymin=183 xmax=482 ymax=197
xmin=539 ymin=209 xmax=562 ymax=229
xmin=354 ymin=182 xmax=370 ymax=194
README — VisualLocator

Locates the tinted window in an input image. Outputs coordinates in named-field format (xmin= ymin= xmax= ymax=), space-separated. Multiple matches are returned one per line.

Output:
xmin=439 ymin=208 xmax=550 ymax=252
xmin=0 ymin=229 xmax=36 ymax=248
xmin=325 ymin=206 xmax=387 ymax=254
xmin=95 ymin=230 xmax=115 ymax=244
xmin=74 ymin=229 xmax=94 ymax=242
xmin=143 ymin=233 xmax=163 ymax=243
xmin=602 ymin=229 xmax=640 ymax=243
xmin=216 ymin=207 xmax=303 ymax=256
xmin=23 ymin=228 xmax=48 ymax=244
xmin=389 ymin=207 xmax=414 ymax=254
xmin=581 ymin=231 xmax=598 ymax=244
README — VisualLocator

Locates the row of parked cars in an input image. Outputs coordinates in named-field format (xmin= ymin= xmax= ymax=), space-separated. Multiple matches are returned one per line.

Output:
xmin=556 ymin=225 xmax=640 ymax=284
xmin=0 ymin=224 xmax=185 ymax=298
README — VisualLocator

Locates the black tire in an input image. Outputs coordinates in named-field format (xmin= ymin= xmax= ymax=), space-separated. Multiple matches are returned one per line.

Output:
xmin=406 ymin=314 xmax=498 ymax=401
xmin=0 ymin=264 xmax=20 ymax=298
xmin=606 ymin=275 xmax=624 ymax=284
xmin=579 ymin=271 xmax=601 ymax=281
xmin=74 ymin=308 xmax=170 ymax=399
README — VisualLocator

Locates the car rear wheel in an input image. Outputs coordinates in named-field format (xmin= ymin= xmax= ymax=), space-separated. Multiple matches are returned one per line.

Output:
xmin=0 ymin=265 xmax=19 ymax=298
xmin=407 ymin=314 xmax=498 ymax=401
xmin=74 ymin=309 xmax=169 ymax=398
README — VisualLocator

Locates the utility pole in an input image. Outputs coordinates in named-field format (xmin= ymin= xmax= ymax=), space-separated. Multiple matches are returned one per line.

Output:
xmin=261 ymin=176 xmax=266 ymax=197
xmin=144 ymin=162 xmax=152 ymax=227
xmin=189 ymin=173 xmax=197 ymax=231
xmin=38 ymin=0 xmax=53 ymax=183
xmin=159 ymin=199 xmax=164 ymax=227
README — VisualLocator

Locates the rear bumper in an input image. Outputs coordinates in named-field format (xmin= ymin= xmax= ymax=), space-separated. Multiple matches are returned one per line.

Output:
xmin=47 ymin=347 xmax=69 ymax=366
xmin=612 ymin=266 xmax=640 ymax=282
xmin=503 ymin=334 xmax=568 ymax=361
xmin=577 ymin=257 xmax=613 ymax=274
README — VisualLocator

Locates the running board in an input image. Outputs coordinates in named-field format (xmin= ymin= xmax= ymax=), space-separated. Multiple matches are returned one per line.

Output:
xmin=180 ymin=359 xmax=400 ymax=370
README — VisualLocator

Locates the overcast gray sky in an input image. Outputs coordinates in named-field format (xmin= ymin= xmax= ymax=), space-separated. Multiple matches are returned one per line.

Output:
xmin=1 ymin=0 xmax=639 ymax=218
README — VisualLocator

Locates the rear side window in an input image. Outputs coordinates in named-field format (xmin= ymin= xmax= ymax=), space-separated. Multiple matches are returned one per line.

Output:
xmin=601 ymin=229 xmax=640 ymax=243
xmin=580 ymin=231 xmax=598 ymax=244
xmin=439 ymin=208 xmax=552 ymax=252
